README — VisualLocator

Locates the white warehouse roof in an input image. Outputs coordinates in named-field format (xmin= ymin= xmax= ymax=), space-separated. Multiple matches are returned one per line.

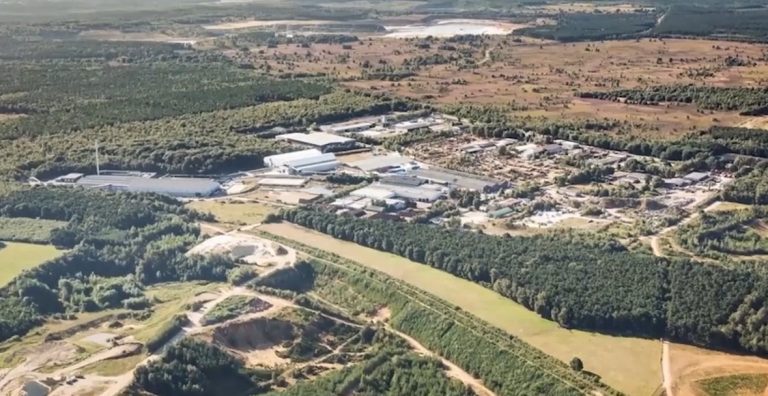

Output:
xmin=351 ymin=186 xmax=396 ymax=200
xmin=276 ymin=132 xmax=354 ymax=148
xmin=264 ymin=149 xmax=323 ymax=168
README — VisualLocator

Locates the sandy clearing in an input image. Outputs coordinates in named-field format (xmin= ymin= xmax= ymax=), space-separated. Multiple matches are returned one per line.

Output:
xmin=0 ymin=113 xmax=24 ymax=122
xmin=739 ymin=117 xmax=768 ymax=130
xmin=77 ymin=30 xmax=197 ymax=44
xmin=187 ymin=233 xmax=295 ymax=268
xmin=670 ymin=343 xmax=768 ymax=396
xmin=384 ymin=19 xmax=530 ymax=38
xmin=202 ymin=19 xmax=340 ymax=30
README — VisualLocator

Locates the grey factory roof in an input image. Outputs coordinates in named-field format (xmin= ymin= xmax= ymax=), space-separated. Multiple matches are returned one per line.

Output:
xmin=384 ymin=184 xmax=445 ymax=202
xmin=349 ymin=155 xmax=415 ymax=172
xmin=380 ymin=175 xmax=424 ymax=187
xmin=407 ymin=167 xmax=502 ymax=191
xmin=75 ymin=175 xmax=220 ymax=196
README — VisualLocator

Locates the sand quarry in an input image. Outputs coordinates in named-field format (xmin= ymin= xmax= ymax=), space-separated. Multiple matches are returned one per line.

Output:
xmin=187 ymin=233 xmax=296 ymax=269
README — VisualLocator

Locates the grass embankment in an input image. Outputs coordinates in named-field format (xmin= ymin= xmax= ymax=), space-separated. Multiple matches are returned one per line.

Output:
xmin=0 ymin=242 xmax=63 ymax=286
xmin=258 ymin=222 xmax=662 ymax=396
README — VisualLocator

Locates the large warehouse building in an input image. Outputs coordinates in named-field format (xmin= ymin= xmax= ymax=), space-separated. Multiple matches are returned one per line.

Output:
xmin=276 ymin=132 xmax=356 ymax=152
xmin=51 ymin=173 xmax=220 ymax=197
xmin=263 ymin=149 xmax=340 ymax=175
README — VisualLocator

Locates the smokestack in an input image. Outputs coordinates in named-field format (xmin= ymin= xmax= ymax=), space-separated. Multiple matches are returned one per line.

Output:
xmin=95 ymin=141 xmax=100 ymax=175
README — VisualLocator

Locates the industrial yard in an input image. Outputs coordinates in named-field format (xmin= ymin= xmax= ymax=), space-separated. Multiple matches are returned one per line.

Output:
xmin=34 ymin=110 xmax=736 ymax=240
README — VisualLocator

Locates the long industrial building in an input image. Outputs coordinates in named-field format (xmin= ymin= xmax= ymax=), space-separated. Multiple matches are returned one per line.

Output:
xmin=263 ymin=149 xmax=340 ymax=175
xmin=51 ymin=173 xmax=220 ymax=197
xmin=275 ymin=132 xmax=356 ymax=152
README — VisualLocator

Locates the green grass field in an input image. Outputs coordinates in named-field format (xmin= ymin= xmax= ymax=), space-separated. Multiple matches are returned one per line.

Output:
xmin=698 ymin=373 xmax=768 ymax=396
xmin=0 ymin=242 xmax=63 ymax=286
xmin=259 ymin=222 xmax=663 ymax=396
xmin=186 ymin=200 xmax=276 ymax=225
xmin=0 ymin=217 xmax=67 ymax=244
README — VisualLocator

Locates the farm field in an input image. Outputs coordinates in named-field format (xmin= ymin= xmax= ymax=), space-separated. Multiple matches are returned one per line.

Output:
xmin=186 ymin=200 xmax=277 ymax=225
xmin=0 ymin=242 xmax=63 ymax=286
xmin=258 ymin=222 xmax=662 ymax=396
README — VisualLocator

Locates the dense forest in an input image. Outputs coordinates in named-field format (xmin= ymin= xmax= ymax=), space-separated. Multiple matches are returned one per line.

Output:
xmin=723 ymin=162 xmax=768 ymax=205
xmin=516 ymin=11 xmax=658 ymax=42
xmin=578 ymin=85 xmax=768 ymax=115
xmin=676 ymin=208 xmax=768 ymax=259
xmin=0 ymin=187 xmax=233 ymax=342
xmin=653 ymin=5 xmax=768 ymax=42
xmin=0 ymin=37 xmax=417 ymax=180
xmin=133 ymin=338 xmax=265 ymax=396
xmin=281 ymin=209 xmax=768 ymax=354
xmin=0 ymin=90 xmax=410 ymax=180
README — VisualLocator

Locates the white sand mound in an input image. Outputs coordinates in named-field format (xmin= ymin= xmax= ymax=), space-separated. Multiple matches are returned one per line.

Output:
xmin=187 ymin=234 xmax=295 ymax=266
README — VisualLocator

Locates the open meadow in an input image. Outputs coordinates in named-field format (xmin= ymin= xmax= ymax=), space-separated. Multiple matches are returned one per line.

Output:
xmin=186 ymin=200 xmax=277 ymax=226
xmin=259 ymin=222 xmax=663 ymax=396
xmin=0 ymin=242 xmax=63 ymax=287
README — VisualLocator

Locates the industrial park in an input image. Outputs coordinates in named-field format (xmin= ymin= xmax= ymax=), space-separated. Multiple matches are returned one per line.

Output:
xmin=32 ymin=111 xmax=730 ymax=238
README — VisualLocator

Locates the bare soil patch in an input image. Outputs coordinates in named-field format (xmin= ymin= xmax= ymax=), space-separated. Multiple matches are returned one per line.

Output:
xmin=77 ymin=30 xmax=196 ymax=44
xmin=669 ymin=342 xmax=768 ymax=396
xmin=203 ymin=19 xmax=341 ymax=30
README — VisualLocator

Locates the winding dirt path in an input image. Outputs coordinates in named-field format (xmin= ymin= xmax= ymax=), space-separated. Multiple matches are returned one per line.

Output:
xmin=662 ymin=341 xmax=673 ymax=396
xmin=389 ymin=326 xmax=496 ymax=396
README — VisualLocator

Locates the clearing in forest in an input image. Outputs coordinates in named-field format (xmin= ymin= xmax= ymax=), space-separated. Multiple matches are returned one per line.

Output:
xmin=0 ymin=242 xmax=63 ymax=286
xmin=258 ymin=222 xmax=662 ymax=396
xmin=186 ymin=200 xmax=277 ymax=225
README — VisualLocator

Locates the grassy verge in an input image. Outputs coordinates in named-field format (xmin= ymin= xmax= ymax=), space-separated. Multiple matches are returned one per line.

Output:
xmin=80 ymin=353 xmax=146 ymax=376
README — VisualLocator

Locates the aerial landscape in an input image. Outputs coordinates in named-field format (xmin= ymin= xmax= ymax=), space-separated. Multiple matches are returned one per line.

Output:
xmin=2 ymin=0 xmax=768 ymax=395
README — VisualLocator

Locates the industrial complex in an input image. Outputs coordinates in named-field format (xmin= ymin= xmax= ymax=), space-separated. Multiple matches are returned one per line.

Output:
xmin=44 ymin=171 xmax=221 ymax=197
xmin=35 ymin=110 xmax=728 ymax=235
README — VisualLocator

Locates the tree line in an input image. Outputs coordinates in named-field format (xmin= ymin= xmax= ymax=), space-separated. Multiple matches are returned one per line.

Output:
xmin=281 ymin=209 xmax=768 ymax=355
xmin=577 ymin=85 xmax=768 ymax=115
